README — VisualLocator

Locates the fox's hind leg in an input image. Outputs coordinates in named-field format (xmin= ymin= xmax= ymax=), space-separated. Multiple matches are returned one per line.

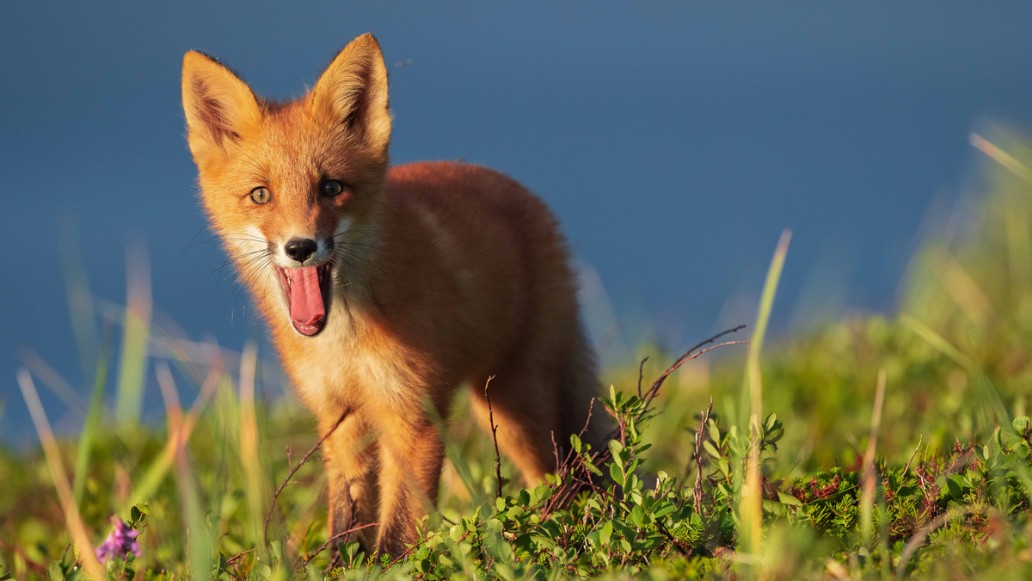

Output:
xmin=470 ymin=367 xmax=559 ymax=483
xmin=469 ymin=328 xmax=611 ymax=485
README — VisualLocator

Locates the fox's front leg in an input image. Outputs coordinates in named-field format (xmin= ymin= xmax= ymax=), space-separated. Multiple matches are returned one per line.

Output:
xmin=319 ymin=408 xmax=379 ymax=555
xmin=371 ymin=411 xmax=445 ymax=556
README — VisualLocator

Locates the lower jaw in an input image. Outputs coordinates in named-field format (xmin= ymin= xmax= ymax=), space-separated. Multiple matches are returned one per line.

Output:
xmin=275 ymin=263 xmax=333 ymax=337
xmin=291 ymin=320 xmax=325 ymax=336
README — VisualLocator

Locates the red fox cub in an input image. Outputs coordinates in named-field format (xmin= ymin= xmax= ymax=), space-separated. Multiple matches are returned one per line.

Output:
xmin=181 ymin=34 xmax=608 ymax=556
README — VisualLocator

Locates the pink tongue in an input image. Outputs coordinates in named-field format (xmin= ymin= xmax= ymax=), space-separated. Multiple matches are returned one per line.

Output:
xmin=287 ymin=266 xmax=325 ymax=327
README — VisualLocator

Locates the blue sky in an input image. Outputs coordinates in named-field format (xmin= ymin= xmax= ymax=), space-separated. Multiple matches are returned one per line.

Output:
xmin=3 ymin=2 xmax=1032 ymax=441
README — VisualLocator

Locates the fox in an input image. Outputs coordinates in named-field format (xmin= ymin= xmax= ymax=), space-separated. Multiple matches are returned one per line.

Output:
xmin=181 ymin=33 xmax=609 ymax=556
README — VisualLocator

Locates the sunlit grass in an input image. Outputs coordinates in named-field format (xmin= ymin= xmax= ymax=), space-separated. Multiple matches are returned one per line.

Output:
xmin=3 ymin=131 xmax=1032 ymax=578
xmin=738 ymin=229 xmax=790 ymax=574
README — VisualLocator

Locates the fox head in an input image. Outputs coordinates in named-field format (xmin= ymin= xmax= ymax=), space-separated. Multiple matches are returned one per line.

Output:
xmin=182 ymin=34 xmax=391 ymax=337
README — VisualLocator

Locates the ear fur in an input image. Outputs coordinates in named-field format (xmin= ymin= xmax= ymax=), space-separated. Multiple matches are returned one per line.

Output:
xmin=309 ymin=33 xmax=391 ymax=153
xmin=181 ymin=51 xmax=261 ymax=161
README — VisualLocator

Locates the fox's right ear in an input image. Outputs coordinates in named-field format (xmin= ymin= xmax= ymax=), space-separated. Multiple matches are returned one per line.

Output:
xmin=309 ymin=34 xmax=391 ymax=154
xmin=181 ymin=51 xmax=260 ymax=161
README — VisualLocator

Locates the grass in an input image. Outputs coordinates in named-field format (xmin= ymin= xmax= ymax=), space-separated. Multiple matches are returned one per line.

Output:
xmin=3 ymin=130 xmax=1032 ymax=578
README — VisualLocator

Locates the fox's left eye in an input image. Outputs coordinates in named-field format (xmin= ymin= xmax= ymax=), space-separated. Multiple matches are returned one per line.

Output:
xmin=320 ymin=180 xmax=345 ymax=198
xmin=250 ymin=186 xmax=272 ymax=205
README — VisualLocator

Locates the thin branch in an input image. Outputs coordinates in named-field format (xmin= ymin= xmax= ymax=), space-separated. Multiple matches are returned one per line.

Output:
xmin=303 ymin=521 xmax=379 ymax=567
xmin=225 ymin=547 xmax=255 ymax=566
xmin=544 ymin=326 xmax=747 ymax=515
xmin=643 ymin=325 xmax=748 ymax=407
xmin=483 ymin=376 xmax=504 ymax=498
xmin=896 ymin=507 xmax=978 ymax=576
xmin=903 ymin=434 xmax=924 ymax=476
xmin=637 ymin=357 xmax=648 ymax=398
xmin=386 ymin=528 xmax=465 ymax=570
xmin=551 ymin=430 xmax=562 ymax=475
xmin=263 ymin=409 xmax=350 ymax=546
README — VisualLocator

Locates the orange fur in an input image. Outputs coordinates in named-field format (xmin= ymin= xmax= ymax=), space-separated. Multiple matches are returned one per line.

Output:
xmin=182 ymin=34 xmax=608 ymax=556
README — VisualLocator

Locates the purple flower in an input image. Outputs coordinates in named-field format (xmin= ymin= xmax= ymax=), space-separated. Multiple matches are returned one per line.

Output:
xmin=95 ymin=516 xmax=141 ymax=563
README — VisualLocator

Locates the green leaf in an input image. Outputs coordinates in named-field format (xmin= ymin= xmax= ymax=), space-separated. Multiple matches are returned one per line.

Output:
xmin=631 ymin=506 xmax=647 ymax=527
xmin=703 ymin=440 xmax=722 ymax=459
xmin=599 ymin=520 xmax=613 ymax=546
xmin=609 ymin=440 xmax=624 ymax=467
xmin=777 ymin=492 xmax=803 ymax=506
xmin=652 ymin=501 xmax=676 ymax=519
xmin=610 ymin=462 xmax=625 ymax=487
xmin=945 ymin=475 xmax=966 ymax=499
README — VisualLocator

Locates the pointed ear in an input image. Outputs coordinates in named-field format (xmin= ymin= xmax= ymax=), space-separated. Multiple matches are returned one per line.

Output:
xmin=309 ymin=34 xmax=391 ymax=153
xmin=181 ymin=51 xmax=261 ymax=160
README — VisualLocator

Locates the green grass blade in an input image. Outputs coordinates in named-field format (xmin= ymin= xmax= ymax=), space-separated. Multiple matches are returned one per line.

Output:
xmin=59 ymin=215 xmax=99 ymax=388
xmin=73 ymin=332 xmax=110 ymax=505
xmin=239 ymin=342 xmax=269 ymax=556
xmin=738 ymin=229 xmax=791 ymax=567
xmin=17 ymin=370 xmax=106 ymax=581
xmin=176 ymin=435 xmax=213 ymax=580
xmin=115 ymin=245 xmax=152 ymax=428
xmin=739 ymin=231 xmax=792 ymax=430
xmin=902 ymin=314 xmax=1009 ymax=426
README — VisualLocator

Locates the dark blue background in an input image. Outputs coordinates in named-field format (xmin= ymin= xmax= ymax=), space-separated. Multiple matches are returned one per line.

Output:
xmin=3 ymin=2 xmax=1032 ymax=441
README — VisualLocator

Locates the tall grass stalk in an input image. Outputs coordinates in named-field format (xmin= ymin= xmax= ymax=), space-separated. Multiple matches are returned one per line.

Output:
xmin=115 ymin=245 xmax=152 ymax=428
xmin=73 ymin=340 xmax=109 ymax=505
xmin=969 ymin=133 xmax=1032 ymax=182
xmin=901 ymin=315 xmax=1009 ymax=427
xmin=156 ymin=362 xmax=212 ymax=579
xmin=126 ymin=360 xmax=221 ymax=512
xmin=239 ymin=342 xmax=269 ymax=559
xmin=738 ymin=229 xmax=791 ymax=573
xmin=17 ymin=369 xmax=106 ymax=580
xmin=60 ymin=217 xmax=100 ymax=389
xmin=859 ymin=369 xmax=886 ymax=547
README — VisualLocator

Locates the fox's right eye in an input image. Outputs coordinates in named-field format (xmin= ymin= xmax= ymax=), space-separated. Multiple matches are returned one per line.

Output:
xmin=250 ymin=187 xmax=272 ymax=205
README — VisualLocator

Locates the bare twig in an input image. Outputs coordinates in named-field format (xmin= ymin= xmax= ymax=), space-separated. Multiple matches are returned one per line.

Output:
xmin=545 ymin=326 xmax=748 ymax=515
xmin=483 ymin=376 xmax=505 ymax=498
xmin=579 ymin=397 xmax=596 ymax=440
xmin=263 ymin=409 xmax=350 ymax=546
xmin=385 ymin=528 xmax=469 ymax=570
xmin=551 ymin=430 xmax=562 ymax=474
xmin=543 ymin=400 xmax=606 ymax=516
xmin=896 ymin=507 xmax=978 ymax=576
xmin=303 ymin=521 xmax=379 ymax=567
xmin=637 ymin=357 xmax=648 ymax=398
xmin=691 ymin=398 xmax=714 ymax=515
xmin=225 ymin=547 xmax=255 ymax=565
xmin=643 ymin=325 xmax=748 ymax=408
xmin=903 ymin=434 xmax=924 ymax=476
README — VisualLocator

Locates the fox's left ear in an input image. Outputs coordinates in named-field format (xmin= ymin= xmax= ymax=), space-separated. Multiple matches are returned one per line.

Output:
xmin=309 ymin=33 xmax=392 ymax=153
xmin=181 ymin=51 xmax=261 ymax=163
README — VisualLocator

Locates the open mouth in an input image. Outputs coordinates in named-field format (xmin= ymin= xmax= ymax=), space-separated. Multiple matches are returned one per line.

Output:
xmin=275 ymin=263 xmax=333 ymax=337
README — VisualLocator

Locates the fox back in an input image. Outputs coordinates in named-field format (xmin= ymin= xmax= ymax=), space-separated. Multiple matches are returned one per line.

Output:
xmin=182 ymin=34 xmax=608 ymax=556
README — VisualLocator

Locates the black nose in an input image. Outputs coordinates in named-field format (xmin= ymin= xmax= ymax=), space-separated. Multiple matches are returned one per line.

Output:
xmin=284 ymin=238 xmax=317 ymax=263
